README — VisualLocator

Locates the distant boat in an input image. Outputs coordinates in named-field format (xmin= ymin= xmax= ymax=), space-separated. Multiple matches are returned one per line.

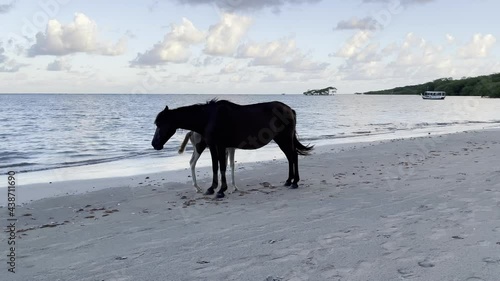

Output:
xmin=421 ymin=91 xmax=446 ymax=100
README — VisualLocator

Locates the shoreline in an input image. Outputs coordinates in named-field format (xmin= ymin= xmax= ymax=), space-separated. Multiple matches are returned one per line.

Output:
xmin=2 ymin=124 xmax=500 ymax=206
xmin=4 ymin=128 xmax=500 ymax=280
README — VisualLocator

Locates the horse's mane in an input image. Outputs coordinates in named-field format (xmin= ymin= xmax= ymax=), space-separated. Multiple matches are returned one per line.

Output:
xmin=155 ymin=99 xmax=223 ymax=125
xmin=207 ymin=98 xmax=218 ymax=105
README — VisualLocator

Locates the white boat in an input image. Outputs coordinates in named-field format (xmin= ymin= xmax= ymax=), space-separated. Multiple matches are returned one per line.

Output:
xmin=421 ymin=91 xmax=446 ymax=100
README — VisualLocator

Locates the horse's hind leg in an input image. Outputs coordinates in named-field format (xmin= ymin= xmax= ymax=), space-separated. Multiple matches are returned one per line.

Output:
xmin=227 ymin=148 xmax=238 ymax=193
xmin=291 ymin=152 xmax=300 ymax=189
xmin=216 ymin=145 xmax=228 ymax=198
xmin=284 ymin=152 xmax=294 ymax=187
xmin=275 ymin=137 xmax=295 ymax=187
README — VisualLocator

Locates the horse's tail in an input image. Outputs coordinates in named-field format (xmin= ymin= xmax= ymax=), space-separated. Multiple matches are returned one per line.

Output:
xmin=178 ymin=131 xmax=193 ymax=154
xmin=294 ymin=133 xmax=314 ymax=156
xmin=291 ymin=109 xmax=314 ymax=156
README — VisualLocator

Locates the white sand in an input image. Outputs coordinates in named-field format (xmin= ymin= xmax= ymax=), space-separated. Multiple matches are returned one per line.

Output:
xmin=4 ymin=129 xmax=500 ymax=281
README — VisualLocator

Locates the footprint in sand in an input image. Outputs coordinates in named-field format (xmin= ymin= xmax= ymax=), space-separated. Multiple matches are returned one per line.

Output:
xmin=397 ymin=268 xmax=415 ymax=279
xmin=417 ymin=259 xmax=435 ymax=268
xmin=482 ymin=257 xmax=500 ymax=264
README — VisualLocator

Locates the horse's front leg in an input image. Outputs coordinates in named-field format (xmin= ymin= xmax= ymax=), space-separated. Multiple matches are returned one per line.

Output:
xmin=204 ymin=146 xmax=219 ymax=195
xmin=216 ymin=145 xmax=228 ymax=198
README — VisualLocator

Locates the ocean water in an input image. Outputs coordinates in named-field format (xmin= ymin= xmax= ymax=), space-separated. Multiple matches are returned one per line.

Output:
xmin=1 ymin=94 xmax=500 ymax=184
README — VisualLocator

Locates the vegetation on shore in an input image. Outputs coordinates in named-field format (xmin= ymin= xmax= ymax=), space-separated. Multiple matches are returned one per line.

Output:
xmin=362 ymin=73 xmax=500 ymax=98
xmin=303 ymin=86 xmax=337 ymax=96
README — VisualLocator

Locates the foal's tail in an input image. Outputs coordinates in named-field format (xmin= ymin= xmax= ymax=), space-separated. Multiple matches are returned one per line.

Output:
xmin=178 ymin=131 xmax=193 ymax=154
xmin=294 ymin=133 xmax=314 ymax=156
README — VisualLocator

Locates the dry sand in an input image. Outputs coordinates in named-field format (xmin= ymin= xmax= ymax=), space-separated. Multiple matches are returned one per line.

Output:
xmin=4 ymin=129 xmax=500 ymax=281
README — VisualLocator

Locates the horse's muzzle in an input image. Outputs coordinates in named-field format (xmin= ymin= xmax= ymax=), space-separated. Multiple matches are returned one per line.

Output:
xmin=152 ymin=142 xmax=164 ymax=150
xmin=153 ymin=145 xmax=163 ymax=150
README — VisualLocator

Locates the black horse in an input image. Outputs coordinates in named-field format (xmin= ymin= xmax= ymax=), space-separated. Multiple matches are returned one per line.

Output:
xmin=152 ymin=99 xmax=313 ymax=198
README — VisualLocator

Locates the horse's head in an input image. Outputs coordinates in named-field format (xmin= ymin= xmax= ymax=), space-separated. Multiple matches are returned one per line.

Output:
xmin=152 ymin=105 xmax=177 ymax=150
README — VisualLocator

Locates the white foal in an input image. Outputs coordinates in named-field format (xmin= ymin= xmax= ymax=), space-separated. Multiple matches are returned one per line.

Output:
xmin=178 ymin=131 xmax=238 ymax=193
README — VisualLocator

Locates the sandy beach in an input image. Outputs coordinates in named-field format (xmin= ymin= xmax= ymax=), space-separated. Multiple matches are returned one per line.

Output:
xmin=4 ymin=129 xmax=500 ymax=281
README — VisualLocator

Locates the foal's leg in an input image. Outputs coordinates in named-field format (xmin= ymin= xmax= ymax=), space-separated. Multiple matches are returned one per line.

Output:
xmin=205 ymin=146 xmax=219 ymax=195
xmin=189 ymin=144 xmax=205 ymax=193
xmin=190 ymin=141 xmax=206 ymax=193
xmin=189 ymin=150 xmax=202 ymax=193
xmin=228 ymin=148 xmax=238 ymax=193
xmin=216 ymin=145 xmax=228 ymax=199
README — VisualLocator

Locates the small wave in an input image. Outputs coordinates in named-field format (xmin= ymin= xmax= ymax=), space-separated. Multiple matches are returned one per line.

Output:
xmin=0 ymin=162 xmax=36 ymax=169
xmin=10 ymin=146 xmax=177 ymax=173
xmin=0 ymin=152 xmax=32 ymax=162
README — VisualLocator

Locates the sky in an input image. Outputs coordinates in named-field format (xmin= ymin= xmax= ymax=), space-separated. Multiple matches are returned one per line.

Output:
xmin=0 ymin=0 xmax=499 ymax=94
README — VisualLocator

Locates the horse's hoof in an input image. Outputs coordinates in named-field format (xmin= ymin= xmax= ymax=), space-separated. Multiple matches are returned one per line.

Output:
xmin=284 ymin=180 xmax=292 ymax=187
xmin=215 ymin=192 xmax=225 ymax=199
xmin=289 ymin=183 xmax=299 ymax=189
xmin=204 ymin=188 xmax=215 ymax=195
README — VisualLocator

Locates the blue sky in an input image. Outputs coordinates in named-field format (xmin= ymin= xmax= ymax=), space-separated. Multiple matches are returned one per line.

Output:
xmin=0 ymin=0 xmax=498 ymax=94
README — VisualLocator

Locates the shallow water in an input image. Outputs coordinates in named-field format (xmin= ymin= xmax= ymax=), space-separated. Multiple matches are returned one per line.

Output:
xmin=1 ymin=94 xmax=499 ymax=183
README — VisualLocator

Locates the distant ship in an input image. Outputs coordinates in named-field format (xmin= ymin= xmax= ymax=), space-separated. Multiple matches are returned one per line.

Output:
xmin=421 ymin=91 xmax=446 ymax=100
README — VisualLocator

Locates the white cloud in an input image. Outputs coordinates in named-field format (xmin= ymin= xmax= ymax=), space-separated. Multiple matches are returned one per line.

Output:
xmin=174 ymin=0 xmax=322 ymax=13
xmin=219 ymin=61 xmax=243 ymax=74
xmin=334 ymin=17 xmax=379 ymax=31
xmin=204 ymin=13 xmax=252 ymax=56
xmin=131 ymin=18 xmax=205 ymax=66
xmin=47 ymin=58 xmax=72 ymax=71
xmin=102 ymin=38 xmax=127 ymax=56
xmin=0 ymin=43 xmax=26 ymax=73
xmin=237 ymin=38 xmax=296 ymax=65
xmin=0 ymin=58 xmax=26 ymax=72
xmin=334 ymin=31 xmax=373 ymax=58
xmin=446 ymin=34 xmax=455 ymax=44
xmin=0 ymin=46 xmax=6 ymax=64
xmin=237 ymin=38 xmax=327 ymax=73
xmin=133 ymin=13 xmax=251 ymax=65
xmin=283 ymin=53 xmax=329 ymax=73
xmin=363 ymin=0 xmax=435 ymax=5
xmin=401 ymin=32 xmax=426 ymax=49
xmin=335 ymin=32 xmax=499 ymax=83
xmin=28 ymin=13 xmax=127 ymax=57
xmin=0 ymin=0 xmax=15 ymax=14
xmin=458 ymin=33 xmax=496 ymax=59
xmin=192 ymin=56 xmax=224 ymax=67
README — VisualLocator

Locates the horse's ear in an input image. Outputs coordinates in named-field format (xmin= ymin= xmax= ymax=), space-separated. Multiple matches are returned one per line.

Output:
xmin=164 ymin=105 xmax=169 ymax=111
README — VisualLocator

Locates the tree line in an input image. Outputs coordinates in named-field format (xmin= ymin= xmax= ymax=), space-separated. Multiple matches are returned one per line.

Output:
xmin=362 ymin=73 xmax=500 ymax=98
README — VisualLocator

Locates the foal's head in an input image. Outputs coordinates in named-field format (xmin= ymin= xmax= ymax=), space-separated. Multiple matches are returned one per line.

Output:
xmin=152 ymin=105 xmax=177 ymax=150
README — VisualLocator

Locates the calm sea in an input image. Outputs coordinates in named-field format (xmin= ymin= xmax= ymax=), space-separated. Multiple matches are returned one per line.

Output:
xmin=1 ymin=94 xmax=500 ymax=183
